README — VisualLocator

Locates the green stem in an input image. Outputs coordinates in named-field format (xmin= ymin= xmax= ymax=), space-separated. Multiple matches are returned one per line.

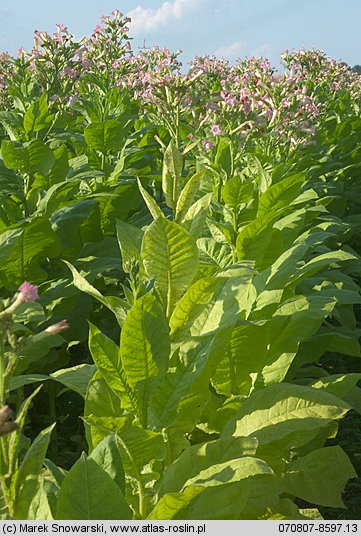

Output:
xmin=0 ymin=335 xmax=6 ymax=407
xmin=175 ymin=104 xmax=180 ymax=149
xmin=48 ymin=383 xmax=58 ymax=459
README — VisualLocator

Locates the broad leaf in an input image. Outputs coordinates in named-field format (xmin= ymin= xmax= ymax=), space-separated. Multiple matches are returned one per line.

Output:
xmin=84 ymin=119 xmax=124 ymax=154
xmin=116 ymin=220 xmax=144 ymax=273
xmin=282 ymin=446 xmax=356 ymax=507
xmin=88 ymin=323 xmax=134 ymax=410
xmin=142 ymin=216 xmax=198 ymax=315
xmin=56 ymin=454 xmax=132 ymax=520
xmin=84 ymin=415 xmax=166 ymax=484
xmin=120 ymin=293 xmax=170 ymax=427
xmin=223 ymin=383 xmax=350 ymax=449
xmin=89 ymin=435 xmax=126 ymax=494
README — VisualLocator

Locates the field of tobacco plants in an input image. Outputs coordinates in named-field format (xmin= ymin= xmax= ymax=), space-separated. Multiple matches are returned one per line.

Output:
xmin=0 ymin=10 xmax=361 ymax=521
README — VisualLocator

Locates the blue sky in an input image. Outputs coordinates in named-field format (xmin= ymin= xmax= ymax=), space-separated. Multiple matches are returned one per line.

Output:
xmin=0 ymin=0 xmax=360 ymax=69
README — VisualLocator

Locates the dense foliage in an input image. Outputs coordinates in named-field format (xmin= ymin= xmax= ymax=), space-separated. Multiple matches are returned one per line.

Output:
xmin=0 ymin=11 xmax=360 ymax=520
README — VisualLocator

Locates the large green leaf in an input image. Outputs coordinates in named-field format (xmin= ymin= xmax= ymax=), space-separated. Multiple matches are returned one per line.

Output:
xmin=236 ymin=211 xmax=282 ymax=268
xmin=23 ymin=93 xmax=50 ymax=133
xmin=183 ymin=457 xmax=273 ymax=489
xmin=84 ymin=415 xmax=166 ymax=484
xmin=84 ymin=119 xmax=124 ymax=154
xmin=11 ymin=365 xmax=96 ymax=398
xmin=150 ymin=457 xmax=275 ymax=520
xmin=149 ymin=337 xmax=223 ymax=460
xmin=2 ymin=139 xmax=55 ymax=176
xmin=170 ymin=268 xmax=255 ymax=343
xmin=116 ymin=220 xmax=144 ymax=273
xmin=51 ymin=199 xmax=102 ymax=257
xmin=180 ymin=193 xmax=212 ymax=239
xmin=56 ymin=454 xmax=132 ymax=520
xmin=257 ymin=173 xmax=304 ymax=217
xmin=0 ymin=217 xmax=60 ymax=285
xmin=159 ymin=436 xmax=258 ymax=495
xmin=282 ymin=446 xmax=356 ymax=507
xmin=148 ymin=484 xmax=248 ymax=520
xmin=223 ymin=383 xmax=350 ymax=449
xmin=1 ymin=141 xmax=29 ymax=172
xmin=142 ymin=216 xmax=198 ymax=316
xmin=97 ymin=183 xmax=142 ymax=234
xmin=214 ymin=294 xmax=339 ymax=395
xmin=222 ymin=175 xmax=254 ymax=209
xmin=88 ymin=323 xmax=134 ymax=411
xmin=12 ymin=424 xmax=55 ymax=519
xmin=35 ymin=181 xmax=80 ymax=217
xmin=89 ymin=435 xmax=126 ymax=494
xmin=120 ymin=293 xmax=170 ymax=427
xmin=50 ymin=364 xmax=96 ymax=398
xmin=84 ymin=372 xmax=123 ymax=451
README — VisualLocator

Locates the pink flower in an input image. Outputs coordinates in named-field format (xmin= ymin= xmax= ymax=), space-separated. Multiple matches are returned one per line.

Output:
xmin=210 ymin=124 xmax=222 ymax=136
xmin=18 ymin=282 xmax=39 ymax=302
xmin=45 ymin=320 xmax=69 ymax=335
xmin=93 ymin=24 xmax=104 ymax=35
xmin=2 ymin=282 xmax=39 ymax=316
xmin=56 ymin=24 xmax=67 ymax=33
xmin=203 ymin=140 xmax=214 ymax=151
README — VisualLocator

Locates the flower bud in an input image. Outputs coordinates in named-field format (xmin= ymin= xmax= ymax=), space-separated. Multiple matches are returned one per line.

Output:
xmin=0 ymin=406 xmax=18 ymax=437
xmin=45 ymin=320 xmax=69 ymax=335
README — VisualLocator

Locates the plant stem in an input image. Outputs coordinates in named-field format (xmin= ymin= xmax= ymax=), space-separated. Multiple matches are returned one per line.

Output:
xmin=48 ymin=383 xmax=58 ymax=459
xmin=0 ymin=335 xmax=6 ymax=407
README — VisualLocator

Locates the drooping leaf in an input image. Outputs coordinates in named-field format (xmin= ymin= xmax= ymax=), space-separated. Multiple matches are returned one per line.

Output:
xmin=223 ymin=383 xmax=350 ymax=450
xmin=282 ymin=446 xmax=356 ymax=507
xmin=257 ymin=173 xmax=304 ymax=217
xmin=50 ymin=364 xmax=96 ymax=398
xmin=150 ymin=457 xmax=275 ymax=520
xmin=64 ymin=261 xmax=127 ymax=325
xmin=159 ymin=436 xmax=258 ymax=495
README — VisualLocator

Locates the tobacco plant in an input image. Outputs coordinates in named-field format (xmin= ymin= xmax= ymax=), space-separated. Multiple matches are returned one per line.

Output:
xmin=0 ymin=11 xmax=360 ymax=521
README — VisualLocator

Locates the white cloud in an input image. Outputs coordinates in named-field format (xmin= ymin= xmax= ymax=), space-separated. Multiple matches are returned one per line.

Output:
xmin=250 ymin=43 xmax=273 ymax=58
xmin=127 ymin=0 xmax=203 ymax=35
xmin=214 ymin=41 xmax=246 ymax=60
